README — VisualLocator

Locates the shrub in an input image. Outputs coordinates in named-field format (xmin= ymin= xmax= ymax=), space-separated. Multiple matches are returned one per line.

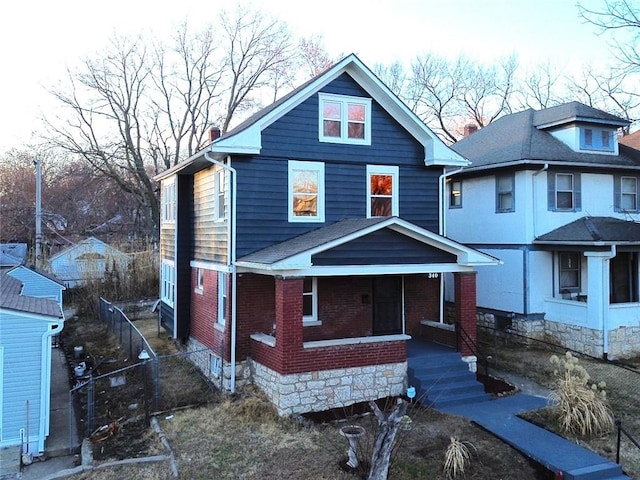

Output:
xmin=443 ymin=436 xmax=475 ymax=479
xmin=549 ymin=352 xmax=614 ymax=437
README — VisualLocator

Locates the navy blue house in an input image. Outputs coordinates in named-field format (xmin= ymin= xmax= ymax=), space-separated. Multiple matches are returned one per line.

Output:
xmin=154 ymin=54 xmax=498 ymax=415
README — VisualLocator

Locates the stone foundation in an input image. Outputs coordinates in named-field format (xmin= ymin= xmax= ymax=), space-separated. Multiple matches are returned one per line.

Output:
xmin=250 ymin=360 xmax=407 ymax=416
xmin=476 ymin=311 xmax=640 ymax=360
xmin=185 ymin=337 xmax=251 ymax=391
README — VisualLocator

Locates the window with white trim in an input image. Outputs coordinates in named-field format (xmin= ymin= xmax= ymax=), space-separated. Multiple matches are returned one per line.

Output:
xmin=615 ymin=175 xmax=639 ymax=212
xmin=548 ymin=172 xmax=581 ymax=212
xmin=217 ymin=272 xmax=227 ymax=326
xmin=496 ymin=173 xmax=514 ymax=213
xmin=449 ymin=180 xmax=462 ymax=208
xmin=161 ymin=260 xmax=175 ymax=306
xmin=319 ymin=93 xmax=371 ymax=145
xmin=195 ymin=268 xmax=204 ymax=294
xmin=288 ymin=160 xmax=325 ymax=222
xmin=367 ymin=165 xmax=399 ymax=217
xmin=161 ymin=178 xmax=176 ymax=223
xmin=215 ymin=169 xmax=226 ymax=221
xmin=303 ymin=277 xmax=318 ymax=324
xmin=559 ymin=252 xmax=581 ymax=294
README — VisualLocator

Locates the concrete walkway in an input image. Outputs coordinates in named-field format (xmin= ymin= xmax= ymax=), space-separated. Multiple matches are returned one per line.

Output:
xmin=439 ymin=393 xmax=630 ymax=479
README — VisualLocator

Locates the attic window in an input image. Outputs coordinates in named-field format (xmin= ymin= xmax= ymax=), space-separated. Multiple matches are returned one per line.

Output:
xmin=580 ymin=127 xmax=614 ymax=152
xmin=318 ymin=93 xmax=371 ymax=145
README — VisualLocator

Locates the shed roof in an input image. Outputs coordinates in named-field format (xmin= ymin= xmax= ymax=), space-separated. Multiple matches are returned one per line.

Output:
xmin=0 ymin=273 xmax=63 ymax=318
xmin=535 ymin=217 xmax=640 ymax=245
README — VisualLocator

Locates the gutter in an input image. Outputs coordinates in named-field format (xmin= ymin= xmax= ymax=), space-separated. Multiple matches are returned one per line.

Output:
xmin=204 ymin=151 xmax=238 ymax=393
xmin=438 ymin=167 xmax=463 ymax=324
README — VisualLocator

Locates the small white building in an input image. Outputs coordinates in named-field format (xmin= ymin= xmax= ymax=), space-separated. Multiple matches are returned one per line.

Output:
xmin=0 ymin=273 xmax=64 ymax=454
xmin=47 ymin=237 xmax=130 ymax=288
xmin=448 ymin=102 xmax=640 ymax=360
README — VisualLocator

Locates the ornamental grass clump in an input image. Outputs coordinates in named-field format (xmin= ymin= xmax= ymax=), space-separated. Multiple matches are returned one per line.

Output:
xmin=443 ymin=436 xmax=475 ymax=479
xmin=549 ymin=352 xmax=614 ymax=437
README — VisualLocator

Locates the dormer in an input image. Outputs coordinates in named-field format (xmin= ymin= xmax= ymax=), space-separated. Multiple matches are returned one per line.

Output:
xmin=533 ymin=101 xmax=629 ymax=156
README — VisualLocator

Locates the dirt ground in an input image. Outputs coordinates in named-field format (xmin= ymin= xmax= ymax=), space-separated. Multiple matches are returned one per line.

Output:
xmin=60 ymin=312 xmax=640 ymax=479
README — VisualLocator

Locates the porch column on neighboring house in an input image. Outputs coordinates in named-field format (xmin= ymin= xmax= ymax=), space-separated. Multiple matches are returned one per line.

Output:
xmin=274 ymin=276 xmax=304 ymax=368
xmin=454 ymin=271 xmax=477 ymax=357
xmin=585 ymin=251 xmax=612 ymax=358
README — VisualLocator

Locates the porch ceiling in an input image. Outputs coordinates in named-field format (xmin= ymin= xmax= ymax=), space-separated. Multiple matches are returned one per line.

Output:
xmin=236 ymin=217 xmax=499 ymax=276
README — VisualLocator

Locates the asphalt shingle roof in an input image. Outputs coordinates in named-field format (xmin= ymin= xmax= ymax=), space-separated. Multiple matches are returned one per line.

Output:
xmin=451 ymin=102 xmax=640 ymax=172
xmin=0 ymin=273 xmax=63 ymax=318
xmin=238 ymin=218 xmax=389 ymax=265
xmin=535 ymin=216 xmax=640 ymax=243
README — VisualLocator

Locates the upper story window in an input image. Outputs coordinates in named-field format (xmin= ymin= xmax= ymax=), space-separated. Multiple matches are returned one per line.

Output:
xmin=548 ymin=172 xmax=581 ymax=212
xmin=367 ymin=165 xmax=399 ymax=217
xmin=615 ymin=175 xmax=639 ymax=212
xmin=288 ymin=160 xmax=325 ymax=222
xmin=580 ymin=127 xmax=615 ymax=152
xmin=496 ymin=173 xmax=514 ymax=213
xmin=161 ymin=260 xmax=175 ymax=306
xmin=215 ymin=169 xmax=227 ymax=221
xmin=161 ymin=178 xmax=176 ymax=223
xmin=449 ymin=180 xmax=462 ymax=208
xmin=318 ymin=93 xmax=371 ymax=145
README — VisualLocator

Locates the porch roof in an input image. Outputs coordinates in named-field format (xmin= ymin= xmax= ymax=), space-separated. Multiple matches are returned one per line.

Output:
xmin=236 ymin=217 xmax=500 ymax=275
xmin=534 ymin=216 xmax=640 ymax=245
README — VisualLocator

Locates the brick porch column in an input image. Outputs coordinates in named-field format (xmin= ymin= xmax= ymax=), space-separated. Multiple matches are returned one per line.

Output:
xmin=274 ymin=276 xmax=304 ymax=371
xmin=454 ymin=271 xmax=477 ymax=357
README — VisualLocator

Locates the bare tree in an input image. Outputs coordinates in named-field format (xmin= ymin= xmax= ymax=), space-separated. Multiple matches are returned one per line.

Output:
xmin=517 ymin=61 xmax=564 ymax=110
xmin=42 ymin=6 xmax=295 ymax=239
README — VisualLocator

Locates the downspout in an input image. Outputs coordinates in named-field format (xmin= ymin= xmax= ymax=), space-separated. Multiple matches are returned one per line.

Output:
xmin=39 ymin=316 xmax=64 ymax=453
xmin=204 ymin=150 xmax=238 ymax=393
xmin=438 ymin=168 xmax=463 ymax=324
xmin=602 ymin=244 xmax=616 ymax=361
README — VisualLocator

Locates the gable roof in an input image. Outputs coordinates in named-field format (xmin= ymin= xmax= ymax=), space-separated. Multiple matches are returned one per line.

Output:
xmin=451 ymin=102 xmax=640 ymax=173
xmin=535 ymin=216 xmax=640 ymax=245
xmin=48 ymin=237 xmax=129 ymax=263
xmin=7 ymin=265 xmax=66 ymax=289
xmin=0 ymin=273 xmax=63 ymax=318
xmin=0 ymin=243 xmax=28 ymax=267
xmin=155 ymin=54 xmax=467 ymax=181
xmin=236 ymin=217 xmax=499 ymax=274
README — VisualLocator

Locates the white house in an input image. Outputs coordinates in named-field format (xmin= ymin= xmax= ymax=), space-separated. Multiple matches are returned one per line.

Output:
xmin=47 ymin=237 xmax=130 ymax=288
xmin=448 ymin=102 xmax=640 ymax=360
xmin=0 ymin=273 xmax=64 ymax=455
xmin=7 ymin=266 xmax=65 ymax=309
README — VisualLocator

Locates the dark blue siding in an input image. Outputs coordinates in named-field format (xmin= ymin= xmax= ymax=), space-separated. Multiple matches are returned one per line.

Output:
xmin=176 ymin=175 xmax=193 ymax=341
xmin=312 ymin=229 xmax=456 ymax=265
xmin=233 ymin=72 xmax=442 ymax=258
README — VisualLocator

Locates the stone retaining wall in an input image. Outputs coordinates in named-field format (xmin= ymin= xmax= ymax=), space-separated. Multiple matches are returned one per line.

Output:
xmin=477 ymin=311 xmax=640 ymax=360
xmin=250 ymin=360 xmax=407 ymax=416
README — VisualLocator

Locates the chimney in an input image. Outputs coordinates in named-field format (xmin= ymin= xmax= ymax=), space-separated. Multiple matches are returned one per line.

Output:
xmin=463 ymin=124 xmax=478 ymax=137
xmin=209 ymin=126 xmax=221 ymax=143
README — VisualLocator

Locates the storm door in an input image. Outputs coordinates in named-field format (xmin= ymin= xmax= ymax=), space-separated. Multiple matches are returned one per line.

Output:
xmin=610 ymin=252 xmax=639 ymax=303
xmin=372 ymin=276 xmax=402 ymax=335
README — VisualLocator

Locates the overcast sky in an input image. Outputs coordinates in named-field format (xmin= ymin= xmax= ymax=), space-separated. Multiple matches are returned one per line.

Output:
xmin=0 ymin=0 xmax=616 ymax=151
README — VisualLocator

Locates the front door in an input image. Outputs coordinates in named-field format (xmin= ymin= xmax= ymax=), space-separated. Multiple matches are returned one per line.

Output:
xmin=373 ymin=276 xmax=402 ymax=335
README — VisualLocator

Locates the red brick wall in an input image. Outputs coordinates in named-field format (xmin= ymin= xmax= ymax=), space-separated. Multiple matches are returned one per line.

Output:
xmin=236 ymin=273 xmax=275 ymax=360
xmin=190 ymin=268 xmax=227 ymax=358
xmin=404 ymin=274 xmax=440 ymax=336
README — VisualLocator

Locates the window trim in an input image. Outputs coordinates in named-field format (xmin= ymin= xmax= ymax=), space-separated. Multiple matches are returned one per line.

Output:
xmin=548 ymin=172 xmax=581 ymax=212
xmin=161 ymin=178 xmax=176 ymax=223
xmin=303 ymin=277 xmax=320 ymax=326
xmin=214 ymin=169 xmax=227 ymax=222
xmin=559 ymin=252 xmax=581 ymax=295
xmin=217 ymin=272 xmax=227 ymax=326
xmin=580 ymin=127 xmax=615 ymax=152
xmin=449 ymin=180 xmax=462 ymax=209
xmin=288 ymin=160 xmax=325 ymax=223
xmin=495 ymin=173 xmax=515 ymax=213
xmin=615 ymin=175 xmax=639 ymax=213
xmin=195 ymin=268 xmax=204 ymax=294
xmin=366 ymin=165 xmax=399 ymax=218
xmin=161 ymin=260 xmax=175 ymax=307
xmin=318 ymin=93 xmax=372 ymax=145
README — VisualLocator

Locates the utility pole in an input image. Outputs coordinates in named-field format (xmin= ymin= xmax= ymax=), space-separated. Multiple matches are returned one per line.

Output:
xmin=35 ymin=158 xmax=42 ymax=269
